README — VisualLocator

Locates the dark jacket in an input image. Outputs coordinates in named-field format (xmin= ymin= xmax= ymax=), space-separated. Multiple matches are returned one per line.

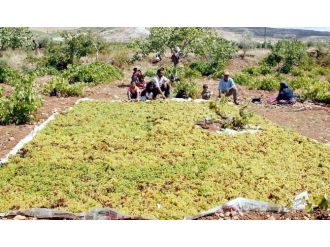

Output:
xmin=277 ymin=82 xmax=294 ymax=101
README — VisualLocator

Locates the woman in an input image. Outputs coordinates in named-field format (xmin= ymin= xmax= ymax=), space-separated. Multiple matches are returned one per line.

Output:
xmin=127 ymin=81 xmax=140 ymax=101
xmin=277 ymin=81 xmax=296 ymax=104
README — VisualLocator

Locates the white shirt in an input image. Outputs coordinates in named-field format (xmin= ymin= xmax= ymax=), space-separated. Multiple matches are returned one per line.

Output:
xmin=152 ymin=75 xmax=169 ymax=88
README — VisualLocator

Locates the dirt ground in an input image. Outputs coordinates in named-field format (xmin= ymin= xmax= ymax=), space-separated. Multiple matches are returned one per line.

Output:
xmin=196 ymin=209 xmax=330 ymax=220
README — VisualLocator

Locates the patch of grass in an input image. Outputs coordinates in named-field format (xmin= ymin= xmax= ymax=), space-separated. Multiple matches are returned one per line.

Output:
xmin=0 ymin=101 xmax=329 ymax=219
xmin=44 ymin=77 xmax=84 ymax=97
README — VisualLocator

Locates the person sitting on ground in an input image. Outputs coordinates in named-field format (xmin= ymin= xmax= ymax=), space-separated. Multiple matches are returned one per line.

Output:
xmin=127 ymin=81 xmax=140 ymax=101
xmin=131 ymin=68 xmax=139 ymax=82
xmin=201 ymin=84 xmax=212 ymax=100
xmin=135 ymin=69 xmax=146 ymax=88
xmin=276 ymin=81 xmax=296 ymax=104
xmin=140 ymin=82 xmax=155 ymax=101
xmin=151 ymin=67 xmax=171 ymax=99
xmin=218 ymin=71 xmax=239 ymax=105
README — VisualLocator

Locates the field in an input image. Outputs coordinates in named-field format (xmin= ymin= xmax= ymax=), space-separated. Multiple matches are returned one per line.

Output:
xmin=0 ymin=101 xmax=329 ymax=219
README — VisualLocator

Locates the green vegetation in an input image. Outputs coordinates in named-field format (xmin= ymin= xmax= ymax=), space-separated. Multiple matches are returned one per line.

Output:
xmin=44 ymin=77 xmax=84 ymax=97
xmin=62 ymin=61 xmax=123 ymax=84
xmin=0 ymin=76 xmax=42 ymax=124
xmin=174 ymin=80 xmax=199 ymax=99
xmin=234 ymin=39 xmax=330 ymax=103
xmin=0 ymin=60 xmax=21 ymax=85
xmin=0 ymin=28 xmax=33 ymax=52
xmin=0 ymin=101 xmax=329 ymax=219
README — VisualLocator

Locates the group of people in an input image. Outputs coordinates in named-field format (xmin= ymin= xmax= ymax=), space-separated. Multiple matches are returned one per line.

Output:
xmin=128 ymin=68 xmax=240 ymax=103
xmin=127 ymin=67 xmax=171 ymax=101
xmin=128 ymin=67 xmax=296 ymax=105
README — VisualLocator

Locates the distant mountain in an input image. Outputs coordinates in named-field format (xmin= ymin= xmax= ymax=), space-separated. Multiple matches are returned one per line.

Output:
xmin=30 ymin=27 xmax=330 ymax=43
xmin=216 ymin=27 xmax=330 ymax=42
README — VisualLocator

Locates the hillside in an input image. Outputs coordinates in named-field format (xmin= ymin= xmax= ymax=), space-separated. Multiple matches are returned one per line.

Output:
xmin=30 ymin=27 xmax=330 ymax=43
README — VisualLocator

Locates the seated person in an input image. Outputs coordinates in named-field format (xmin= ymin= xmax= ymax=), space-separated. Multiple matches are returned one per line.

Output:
xmin=131 ymin=68 xmax=139 ymax=82
xmin=136 ymin=69 xmax=146 ymax=88
xmin=151 ymin=67 xmax=171 ymax=99
xmin=127 ymin=81 xmax=140 ymax=100
xmin=218 ymin=71 xmax=239 ymax=105
xmin=276 ymin=81 xmax=296 ymax=104
xmin=201 ymin=84 xmax=212 ymax=100
xmin=140 ymin=82 xmax=155 ymax=101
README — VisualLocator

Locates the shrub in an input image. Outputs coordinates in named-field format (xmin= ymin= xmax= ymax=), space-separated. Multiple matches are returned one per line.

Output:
xmin=174 ymin=80 xmax=199 ymax=99
xmin=265 ymin=40 xmax=307 ymax=71
xmin=189 ymin=62 xmax=216 ymax=76
xmin=243 ymin=66 xmax=260 ymax=75
xmin=300 ymin=81 xmax=330 ymax=103
xmin=254 ymin=75 xmax=279 ymax=91
xmin=233 ymin=72 xmax=255 ymax=89
xmin=44 ymin=77 xmax=84 ymax=97
xmin=62 ymin=62 xmax=123 ymax=84
xmin=0 ymin=60 xmax=21 ymax=85
xmin=259 ymin=64 xmax=272 ymax=75
xmin=0 ymin=76 xmax=43 ymax=125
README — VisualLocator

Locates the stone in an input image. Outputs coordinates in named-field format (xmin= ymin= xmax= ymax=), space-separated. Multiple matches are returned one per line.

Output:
xmin=13 ymin=215 xmax=26 ymax=220
xmin=9 ymin=137 xmax=15 ymax=141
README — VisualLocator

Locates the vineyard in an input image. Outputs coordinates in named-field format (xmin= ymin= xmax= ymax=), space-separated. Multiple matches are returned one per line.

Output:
xmin=1 ymin=27 xmax=330 ymax=220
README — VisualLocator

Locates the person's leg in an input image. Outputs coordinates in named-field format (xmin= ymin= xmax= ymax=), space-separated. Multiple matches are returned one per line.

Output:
xmin=152 ymin=88 xmax=159 ymax=99
xmin=162 ymin=83 xmax=171 ymax=98
xmin=226 ymin=87 xmax=238 ymax=104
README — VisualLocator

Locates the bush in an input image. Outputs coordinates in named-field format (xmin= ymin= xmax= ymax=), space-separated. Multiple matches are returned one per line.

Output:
xmin=243 ymin=66 xmax=260 ymax=76
xmin=233 ymin=72 xmax=255 ymax=88
xmin=174 ymin=80 xmax=199 ymax=99
xmin=259 ymin=64 xmax=272 ymax=75
xmin=0 ymin=60 xmax=21 ymax=85
xmin=254 ymin=75 xmax=279 ymax=91
xmin=0 ymin=76 xmax=43 ymax=125
xmin=299 ymin=81 xmax=330 ymax=103
xmin=189 ymin=62 xmax=216 ymax=76
xmin=265 ymin=40 xmax=307 ymax=70
xmin=44 ymin=44 xmax=72 ymax=70
xmin=62 ymin=62 xmax=123 ymax=84
xmin=44 ymin=77 xmax=84 ymax=97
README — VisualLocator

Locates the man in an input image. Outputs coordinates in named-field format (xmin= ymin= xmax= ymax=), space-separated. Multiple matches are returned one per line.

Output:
xmin=151 ymin=67 xmax=171 ymax=99
xmin=218 ymin=71 xmax=239 ymax=105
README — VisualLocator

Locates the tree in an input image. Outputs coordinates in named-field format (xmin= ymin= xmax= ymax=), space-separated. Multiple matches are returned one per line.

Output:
xmin=265 ymin=39 xmax=307 ymax=73
xmin=133 ymin=27 xmax=213 ymax=56
xmin=0 ymin=27 xmax=33 ymax=52
xmin=238 ymin=31 xmax=255 ymax=59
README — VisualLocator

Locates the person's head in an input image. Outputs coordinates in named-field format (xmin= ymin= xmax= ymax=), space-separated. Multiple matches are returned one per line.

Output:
xmin=203 ymin=84 xmax=209 ymax=90
xmin=157 ymin=67 xmax=165 ymax=78
xmin=146 ymin=81 xmax=155 ymax=90
xmin=130 ymin=81 xmax=136 ymax=88
xmin=133 ymin=68 xmax=138 ymax=72
xmin=224 ymin=71 xmax=230 ymax=81
xmin=279 ymin=81 xmax=288 ymax=90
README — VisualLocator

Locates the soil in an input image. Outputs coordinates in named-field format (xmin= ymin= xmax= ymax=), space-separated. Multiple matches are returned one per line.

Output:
xmin=196 ymin=209 xmax=330 ymax=220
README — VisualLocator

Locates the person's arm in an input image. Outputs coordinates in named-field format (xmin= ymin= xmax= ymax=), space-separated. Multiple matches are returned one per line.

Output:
xmin=227 ymin=78 xmax=236 ymax=91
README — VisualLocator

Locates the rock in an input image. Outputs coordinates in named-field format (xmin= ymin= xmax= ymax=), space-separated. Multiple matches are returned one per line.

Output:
xmin=9 ymin=137 xmax=15 ymax=141
xmin=238 ymin=212 xmax=244 ymax=217
xmin=13 ymin=215 xmax=26 ymax=220
xmin=268 ymin=216 xmax=276 ymax=220
xmin=218 ymin=212 xmax=225 ymax=218
xmin=232 ymin=216 xmax=239 ymax=220
xmin=225 ymin=212 xmax=231 ymax=217
xmin=230 ymin=211 xmax=237 ymax=216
